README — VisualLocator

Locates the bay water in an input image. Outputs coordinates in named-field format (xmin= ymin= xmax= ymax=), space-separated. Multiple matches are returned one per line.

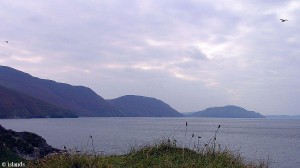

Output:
xmin=0 ymin=117 xmax=299 ymax=168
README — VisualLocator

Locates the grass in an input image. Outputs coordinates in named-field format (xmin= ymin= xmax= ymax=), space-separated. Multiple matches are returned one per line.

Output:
xmin=26 ymin=125 xmax=269 ymax=168
xmin=26 ymin=139 xmax=268 ymax=168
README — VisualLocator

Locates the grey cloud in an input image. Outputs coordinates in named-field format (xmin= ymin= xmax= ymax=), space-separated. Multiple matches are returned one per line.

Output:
xmin=1 ymin=0 xmax=300 ymax=114
xmin=183 ymin=47 xmax=208 ymax=60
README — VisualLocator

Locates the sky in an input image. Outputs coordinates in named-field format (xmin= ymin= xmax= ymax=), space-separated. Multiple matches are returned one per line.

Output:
xmin=0 ymin=0 xmax=300 ymax=115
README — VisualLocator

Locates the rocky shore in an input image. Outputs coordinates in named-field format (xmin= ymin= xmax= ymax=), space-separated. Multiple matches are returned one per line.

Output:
xmin=0 ymin=125 xmax=59 ymax=161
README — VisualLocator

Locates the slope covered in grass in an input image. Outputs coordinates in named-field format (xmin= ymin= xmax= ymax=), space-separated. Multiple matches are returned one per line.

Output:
xmin=27 ymin=140 xmax=268 ymax=168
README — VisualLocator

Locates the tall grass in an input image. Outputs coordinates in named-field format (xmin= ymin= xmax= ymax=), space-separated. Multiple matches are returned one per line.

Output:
xmin=26 ymin=124 xmax=269 ymax=168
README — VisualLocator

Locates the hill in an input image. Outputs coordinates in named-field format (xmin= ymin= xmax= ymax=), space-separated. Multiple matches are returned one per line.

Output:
xmin=187 ymin=105 xmax=265 ymax=118
xmin=108 ymin=95 xmax=184 ymax=117
xmin=266 ymin=115 xmax=300 ymax=119
xmin=0 ymin=85 xmax=77 ymax=118
xmin=1 ymin=126 xmax=267 ymax=168
xmin=0 ymin=66 xmax=121 ymax=117
xmin=28 ymin=140 xmax=268 ymax=168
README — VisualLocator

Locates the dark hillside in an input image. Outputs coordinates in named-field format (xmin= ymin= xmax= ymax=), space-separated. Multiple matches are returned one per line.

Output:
xmin=0 ymin=66 xmax=121 ymax=117
xmin=108 ymin=95 xmax=183 ymax=117
xmin=0 ymin=85 xmax=77 ymax=118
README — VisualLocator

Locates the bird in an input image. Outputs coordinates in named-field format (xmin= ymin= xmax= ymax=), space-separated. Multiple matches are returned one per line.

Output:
xmin=280 ymin=19 xmax=288 ymax=22
xmin=5 ymin=41 xmax=8 ymax=43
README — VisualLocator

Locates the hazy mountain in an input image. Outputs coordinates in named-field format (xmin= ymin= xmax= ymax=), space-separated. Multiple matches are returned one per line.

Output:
xmin=0 ymin=66 xmax=121 ymax=117
xmin=266 ymin=115 xmax=300 ymax=119
xmin=187 ymin=105 xmax=265 ymax=118
xmin=0 ymin=85 xmax=77 ymax=118
xmin=182 ymin=112 xmax=194 ymax=115
xmin=108 ymin=95 xmax=184 ymax=117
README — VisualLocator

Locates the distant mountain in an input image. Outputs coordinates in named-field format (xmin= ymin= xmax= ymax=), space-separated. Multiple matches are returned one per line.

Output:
xmin=0 ymin=85 xmax=77 ymax=118
xmin=0 ymin=66 xmax=121 ymax=117
xmin=182 ymin=112 xmax=194 ymax=115
xmin=187 ymin=105 xmax=265 ymax=118
xmin=108 ymin=95 xmax=184 ymax=117
xmin=266 ymin=115 xmax=300 ymax=119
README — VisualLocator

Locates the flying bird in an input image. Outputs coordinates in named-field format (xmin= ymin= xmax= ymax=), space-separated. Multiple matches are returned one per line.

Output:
xmin=5 ymin=41 xmax=8 ymax=43
xmin=280 ymin=19 xmax=288 ymax=22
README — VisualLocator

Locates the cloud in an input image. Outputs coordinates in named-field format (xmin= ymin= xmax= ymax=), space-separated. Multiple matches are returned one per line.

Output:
xmin=1 ymin=0 xmax=300 ymax=114
xmin=11 ymin=56 xmax=42 ymax=63
xmin=183 ymin=47 xmax=208 ymax=60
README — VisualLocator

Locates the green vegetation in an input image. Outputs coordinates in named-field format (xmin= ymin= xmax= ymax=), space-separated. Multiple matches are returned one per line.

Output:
xmin=1 ymin=124 xmax=268 ymax=168
xmin=27 ymin=140 xmax=268 ymax=168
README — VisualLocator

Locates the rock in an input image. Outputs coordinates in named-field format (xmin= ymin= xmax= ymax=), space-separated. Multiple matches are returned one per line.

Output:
xmin=0 ymin=125 xmax=60 ymax=160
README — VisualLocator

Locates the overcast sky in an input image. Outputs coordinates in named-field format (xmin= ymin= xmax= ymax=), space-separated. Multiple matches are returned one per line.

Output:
xmin=1 ymin=0 xmax=300 ymax=115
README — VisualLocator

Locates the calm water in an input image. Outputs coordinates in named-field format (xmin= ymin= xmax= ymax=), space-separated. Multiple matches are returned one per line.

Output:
xmin=0 ymin=117 xmax=299 ymax=168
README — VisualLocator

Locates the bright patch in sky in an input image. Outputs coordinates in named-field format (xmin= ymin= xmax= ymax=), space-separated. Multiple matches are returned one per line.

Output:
xmin=1 ymin=0 xmax=300 ymax=115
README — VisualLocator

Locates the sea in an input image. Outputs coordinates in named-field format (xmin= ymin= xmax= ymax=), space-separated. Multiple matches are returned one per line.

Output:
xmin=0 ymin=117 xmax=299 ymax=168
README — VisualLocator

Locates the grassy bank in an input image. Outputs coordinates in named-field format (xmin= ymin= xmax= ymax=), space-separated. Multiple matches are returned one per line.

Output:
xmin=26 ymin=139 xmax=268 ymax=168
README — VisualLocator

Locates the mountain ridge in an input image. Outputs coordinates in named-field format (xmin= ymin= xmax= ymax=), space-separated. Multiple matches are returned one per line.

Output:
xmin=0 ymin=85 xmax=77 ymax=118
xmin=0 ymin=66 xmax=121 ymax=117
xmin=108 ymin=95 xmax=184 ymax=117
xmin=187 ymin=105 xmax=265 ymax=118
xmin=0 ymin=66 xmax=268 ymax=118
